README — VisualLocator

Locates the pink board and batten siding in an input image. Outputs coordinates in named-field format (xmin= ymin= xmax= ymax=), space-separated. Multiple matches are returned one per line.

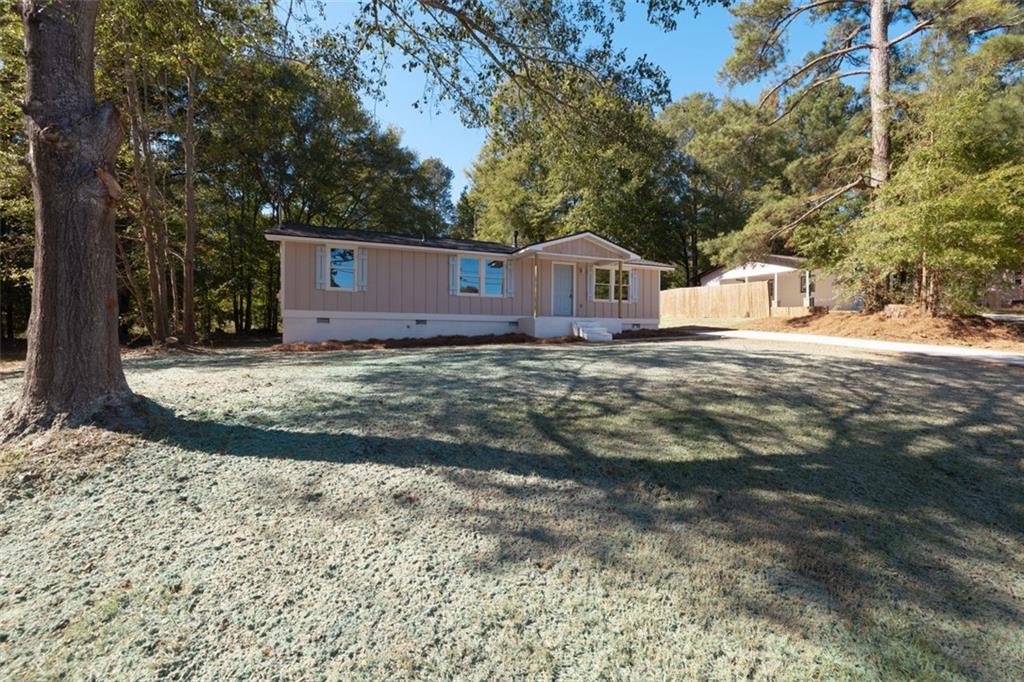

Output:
xmin=283 ymin=242 xmax=660 ymax=320
xmin=540 ymin=239 xmax=625 ymax=259
xmin=283 ymin=242 xmax=533 ymax=316
xmin=275 ymin=231 xmax=669 ymax=342
xmin=532 ymin=259 xmax=660 ymax=319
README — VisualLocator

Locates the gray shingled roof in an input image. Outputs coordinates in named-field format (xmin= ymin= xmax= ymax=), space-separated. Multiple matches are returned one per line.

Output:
xmin=265 ymin=223 xmax=674 ymax=268
xmin=266 ymin=223 xmax=517 ymax=254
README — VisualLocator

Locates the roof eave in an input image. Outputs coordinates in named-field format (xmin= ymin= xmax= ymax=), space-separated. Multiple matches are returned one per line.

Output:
xmin=264 ymin=232 xmax=515 ymax=258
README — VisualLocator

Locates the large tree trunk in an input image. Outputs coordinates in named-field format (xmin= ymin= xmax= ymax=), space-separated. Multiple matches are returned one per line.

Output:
xmin=182 ymin=62 xmax=198 ymax=344
xmin=5 ymin=0 xmax=133 ymax=434
xmin=868 ymin=0 xmax=890 ymax=188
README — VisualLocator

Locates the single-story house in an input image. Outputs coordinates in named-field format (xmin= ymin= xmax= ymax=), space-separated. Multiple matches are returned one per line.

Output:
xmin=265 ymin=224 xmax=673 ymax=342
xmin=699 ymin=255 xmax=850 ymax=310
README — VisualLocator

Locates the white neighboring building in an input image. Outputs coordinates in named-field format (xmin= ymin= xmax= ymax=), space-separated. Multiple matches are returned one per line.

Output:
xmin=700 ymin=255 xmax=851 ymax=310
xmin=981 ymin=271 xmax=1024 ymax=309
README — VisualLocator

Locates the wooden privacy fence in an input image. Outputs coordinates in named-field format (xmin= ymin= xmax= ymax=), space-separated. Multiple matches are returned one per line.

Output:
xmin=660 ymin=281 xmax=770 ymax=320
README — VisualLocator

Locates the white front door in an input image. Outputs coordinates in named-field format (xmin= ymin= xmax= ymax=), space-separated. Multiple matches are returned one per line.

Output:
xmin=552 ymin=264 xmax=574 ymax=316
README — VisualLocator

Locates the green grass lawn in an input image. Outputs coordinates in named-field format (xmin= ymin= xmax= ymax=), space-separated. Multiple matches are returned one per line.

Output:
xmin=1 ymin=338 xmax=1022 ymax=679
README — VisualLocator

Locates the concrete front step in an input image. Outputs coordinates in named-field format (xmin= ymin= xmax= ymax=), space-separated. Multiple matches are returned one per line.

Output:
xmin=572 ymin=320 xmax=613 ymax=342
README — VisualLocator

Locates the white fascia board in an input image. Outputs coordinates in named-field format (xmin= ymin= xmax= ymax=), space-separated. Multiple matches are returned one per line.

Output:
xmin=720 ymin=262 xmax=798 ymax=279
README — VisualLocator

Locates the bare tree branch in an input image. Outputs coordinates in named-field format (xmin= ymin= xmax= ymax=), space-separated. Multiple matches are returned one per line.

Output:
xmin=769 ymin=177 xmax=865 ymax=239
xmin=755 ymin=0 xmax=870 ymax=65
xmin=768 ymin=68 xmax=869 ymax=124
xmin=968 ymin=16 xmax=1024 ymax=36
xmin=760 ymin=46 xmax=870 ymax=107
xmin=887 ymin=1 xmax=964 ymax=47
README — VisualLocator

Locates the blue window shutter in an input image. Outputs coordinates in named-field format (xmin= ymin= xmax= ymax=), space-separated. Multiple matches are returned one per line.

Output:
xmin=357 ymin=249 xmax=368 ymax=291
xmin=587 ymin=266 xmax=594 ymax=302
xmin=506 ymin=261 xmax=514 ymax=297
xmin=449 ymin=256 xmax=458 ymax=295
xmin=315 ymin=245 xmax=326 ymax=290
xmin=629 ymin=270 xmax=638 ymax=303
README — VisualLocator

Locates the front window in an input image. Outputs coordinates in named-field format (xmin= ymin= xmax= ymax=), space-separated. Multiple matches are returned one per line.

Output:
xmin=594 ymin=268 xmax=612 ymax=300
xmin=330 ymin=248 xmax=356 ymax=290
xmin=616 ymin=270 xmax=630 ymax=301
xmin=459 ymin=257 xmax=505 ymax=296
xmin=459 ymin=257 xmax=480 ymax=294
xmin=484 ymin=260 xmax=505 ymax=296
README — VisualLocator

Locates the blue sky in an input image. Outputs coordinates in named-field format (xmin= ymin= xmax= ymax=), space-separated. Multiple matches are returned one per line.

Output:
xmin=316 ymin=1 xmax=825 ymax=198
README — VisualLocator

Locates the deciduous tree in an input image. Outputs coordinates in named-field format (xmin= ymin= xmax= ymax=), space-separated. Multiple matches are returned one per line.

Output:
xmin=5 ymin=0 xmax=131 ymax=433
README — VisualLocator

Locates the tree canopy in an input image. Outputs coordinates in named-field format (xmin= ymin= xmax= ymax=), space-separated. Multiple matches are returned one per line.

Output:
xmin=464 ymin=78 xmax=688 ymax=270
xmin=1 ymin=0 xmax=459 ymax=342
xmin=814 ymin=35 xmax=1024 ymax=312
xmin=700 ymin=0 xmax=1024 ymax=311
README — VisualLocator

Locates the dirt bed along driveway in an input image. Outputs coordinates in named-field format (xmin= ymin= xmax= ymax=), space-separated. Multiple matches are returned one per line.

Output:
xmin=1 ymin=339 xmax=1022 ymax=680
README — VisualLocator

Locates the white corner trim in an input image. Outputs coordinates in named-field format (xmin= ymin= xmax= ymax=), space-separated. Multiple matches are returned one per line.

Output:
xmin=278 ymin=241 xmax=285 ymax=305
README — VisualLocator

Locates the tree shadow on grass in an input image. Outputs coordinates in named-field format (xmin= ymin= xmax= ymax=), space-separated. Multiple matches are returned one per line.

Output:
xmin=124 ymin=341 xmax=1023 ymax=679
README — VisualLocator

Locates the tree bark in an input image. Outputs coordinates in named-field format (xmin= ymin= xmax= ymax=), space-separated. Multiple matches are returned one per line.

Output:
xmin=5 ymin=0 xmax=133 ymax=434
xmin=182 ymin=62 xmax=198 ymax=343
xmin=868 ymin=0 xmax=890 ymax=188
xmin=168 ymin=255 xmax=179 ymax=334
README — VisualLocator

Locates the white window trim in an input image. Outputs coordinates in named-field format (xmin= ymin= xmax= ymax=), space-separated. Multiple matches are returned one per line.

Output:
xmin=617 ymin=268 xmax=632 ymax=302
xmin=457 ymin=256 xmax=507 ymax=297
xmin=591 ymin=266 xmax=632 ymax=302
xmin=592 ymin=266 xmax=614 ymax=302
xmin=325 ymin=246 xmax=359 ymax=292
